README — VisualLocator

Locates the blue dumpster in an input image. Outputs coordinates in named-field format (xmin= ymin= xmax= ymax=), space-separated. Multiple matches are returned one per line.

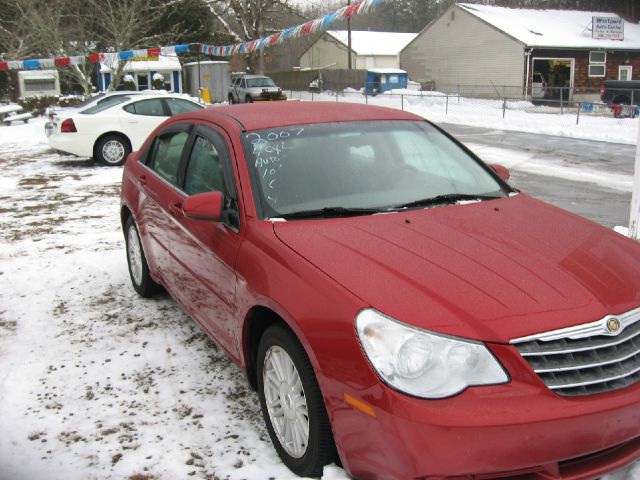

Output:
xmin=365 ymin=69 xmax=408 ymax=95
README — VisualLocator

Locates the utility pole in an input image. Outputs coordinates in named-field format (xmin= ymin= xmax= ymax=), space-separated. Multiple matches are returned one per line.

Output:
xmin=347 ymin=0 xmax=352 ymax=70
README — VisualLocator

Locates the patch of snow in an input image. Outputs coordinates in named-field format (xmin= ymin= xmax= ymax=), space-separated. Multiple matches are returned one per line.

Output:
xmin=614 ymin=226 xmax=630 ymax=236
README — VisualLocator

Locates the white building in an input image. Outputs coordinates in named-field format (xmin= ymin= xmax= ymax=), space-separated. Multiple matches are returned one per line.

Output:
xmin=300 ymin=31 xmax=417 ymax=70
xmin=18 ymin=70 xmax=60 ymax=98
xmin=400 ymin=3 xmax=640 ymax=101
xmin=98 ymin=55 xmax=182 ymax=92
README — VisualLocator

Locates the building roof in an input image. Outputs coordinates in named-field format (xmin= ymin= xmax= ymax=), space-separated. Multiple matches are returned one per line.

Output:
xmin=99 ymin=55 xmax=181 ymax=73
xmin=326 ymin=31 xmax=418 ymax=56
xmin=458 ymin=3 xmax=640 ymax=50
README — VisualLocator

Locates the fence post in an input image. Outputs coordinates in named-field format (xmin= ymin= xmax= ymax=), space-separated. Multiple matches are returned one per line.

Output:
xmin=633 ymin=89 xmax=636 ymax=106
xmin=401 ymin=94 xmax=404 ymax=111
xmin=336 ymin=91 xmax=339 ymax=102
xmin=457 ymin=84 xmax=460 ymax=104
xmin=311 ymin=92 xmax=314 ymax=102
xmin=446 ymin=95 xmax=449 ymax=115
xmin=560 ymin=88 xmax=564 ymax=115
xmin=576 ymin=102 xmax=581 ymax=125
xmin=365 ymin=91 xmax=368 ymax=105
xmin=502 ymin=97 xmax=506 ymax=118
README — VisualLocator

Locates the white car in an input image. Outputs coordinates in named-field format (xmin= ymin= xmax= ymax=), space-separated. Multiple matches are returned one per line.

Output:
xmin=47 ymin=93 xmax=204 ymax=166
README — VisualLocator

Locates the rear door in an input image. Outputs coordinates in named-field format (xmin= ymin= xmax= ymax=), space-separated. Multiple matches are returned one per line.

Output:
xmin=119 ymin=98 xmax=170 ymax=150
xmin=136 ymin=124 xmax=193 ymax=281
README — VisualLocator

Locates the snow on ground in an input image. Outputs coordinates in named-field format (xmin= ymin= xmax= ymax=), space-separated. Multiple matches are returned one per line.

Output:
xmin=0 ymin=116 xmax=638 ymax=480
xmin=294 ymin=90 xmax=640 ymax=145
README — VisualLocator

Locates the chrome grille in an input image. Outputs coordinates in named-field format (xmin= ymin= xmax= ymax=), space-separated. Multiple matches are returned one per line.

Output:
xmin=511 ymin=308 xmax=640 ymax=396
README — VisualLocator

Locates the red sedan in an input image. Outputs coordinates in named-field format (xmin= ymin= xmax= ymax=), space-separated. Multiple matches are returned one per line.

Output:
xmin=120 ymin=102 xmax=640 ymax=479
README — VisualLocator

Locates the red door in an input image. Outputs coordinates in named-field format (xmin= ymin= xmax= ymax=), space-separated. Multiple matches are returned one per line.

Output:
xmin=167 ymin=124 xmax=245 ymax=356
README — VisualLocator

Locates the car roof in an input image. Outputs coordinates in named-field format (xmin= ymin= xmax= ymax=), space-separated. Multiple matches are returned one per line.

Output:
xmin=196 ymin=102 xmax=423 ymax=131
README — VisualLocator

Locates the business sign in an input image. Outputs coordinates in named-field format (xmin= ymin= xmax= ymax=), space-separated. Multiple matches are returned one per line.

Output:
xmin=592 ymin=16 xmax=624 ymax=40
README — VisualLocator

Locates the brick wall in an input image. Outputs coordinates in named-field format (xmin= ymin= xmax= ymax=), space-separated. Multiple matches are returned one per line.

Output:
xmin=529 ymin=48 xmax=640 ymax=94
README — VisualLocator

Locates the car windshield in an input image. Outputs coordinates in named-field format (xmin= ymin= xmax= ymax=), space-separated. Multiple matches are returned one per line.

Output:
xmin=246 ymin=77 xmax=276 ymax=88
xmin=242 ymin=120 xmax=508 ymax=219
xmin=80 ymin=95 xmax=131 ymax=114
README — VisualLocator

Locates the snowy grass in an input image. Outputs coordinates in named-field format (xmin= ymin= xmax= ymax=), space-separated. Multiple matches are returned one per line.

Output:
xmin=0 ymin=118 xmax=638 ymax=480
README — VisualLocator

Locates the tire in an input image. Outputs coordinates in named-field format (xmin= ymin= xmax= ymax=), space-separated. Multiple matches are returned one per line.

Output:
xmin=124 ymin=216 xmax=160 ymax=297
xmin=257 ymin=324 xmax=335 ymax=478
xmin=95 ymin=134 xmax=131 ymax=166
xmin=246 ymin=95 xmax=253 ymax=103
xmin=228 ymin=94 xmax=235 ymax=104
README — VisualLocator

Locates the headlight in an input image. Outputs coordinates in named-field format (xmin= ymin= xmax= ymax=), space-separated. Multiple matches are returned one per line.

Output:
xmin=355 ymin=309 xmax=508 ymax=399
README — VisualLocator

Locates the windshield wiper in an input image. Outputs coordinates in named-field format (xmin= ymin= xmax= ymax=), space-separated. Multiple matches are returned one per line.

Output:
xmin=395 ymin=193 xmax=502 ymax=210
xmin=277 ymin=206 xmax=388 ymax=220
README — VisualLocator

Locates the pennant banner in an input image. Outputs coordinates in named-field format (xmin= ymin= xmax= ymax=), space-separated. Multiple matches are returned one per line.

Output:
xmin=0 ymin=0 xmax=386 ymax=70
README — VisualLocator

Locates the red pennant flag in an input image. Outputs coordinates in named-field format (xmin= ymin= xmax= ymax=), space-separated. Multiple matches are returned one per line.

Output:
xmin=55 ymin=57 xmax=71 ymax=67
xmin=343 ymin=3 xmax=360 ymax=18
xmin=147 ymin=47 xmax=161 ymax=57
xmin=0 ymin=62 xmax=8 ymax=71
xmin=88 ymin=53 xmax=101 ymax=63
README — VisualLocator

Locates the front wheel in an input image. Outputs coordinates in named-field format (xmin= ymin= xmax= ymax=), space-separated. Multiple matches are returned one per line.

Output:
xmin=228 ymin=94 xmax=235 ymax=104
xmin=245 ymin=95 xmax=254 ymax=103
xmin=125 ymin=216 xmax=160 ymax=297
xmin=257 ymin=324 xmax=335 ymax=477
xmin=95 ymin=134 xmax=130 ymax=166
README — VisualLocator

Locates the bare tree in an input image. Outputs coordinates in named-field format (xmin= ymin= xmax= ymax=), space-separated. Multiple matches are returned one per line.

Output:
xmin=202 ymin=0 xmax=302 ymax=73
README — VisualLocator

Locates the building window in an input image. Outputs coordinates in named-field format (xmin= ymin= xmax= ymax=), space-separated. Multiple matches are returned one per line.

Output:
xmin=589 ymin=51 xmax=606 ymax=63
xmin=588 ymin=51 xmax=606 ymax=78
xmin=619 ymin=65 xmax=633 ymax=81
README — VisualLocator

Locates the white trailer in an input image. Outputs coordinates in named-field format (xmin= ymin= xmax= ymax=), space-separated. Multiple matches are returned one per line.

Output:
xmin=18 ymin=70 xmax=61 ymax=98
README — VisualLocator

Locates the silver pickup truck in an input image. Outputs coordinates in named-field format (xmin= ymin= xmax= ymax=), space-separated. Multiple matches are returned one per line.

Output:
xmin=228 ymin=75 xmax=287 ymax=104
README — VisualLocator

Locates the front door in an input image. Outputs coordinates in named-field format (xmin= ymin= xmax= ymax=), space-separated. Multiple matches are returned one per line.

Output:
xmin=168 ymin=124 xmax=244 ymax=354
xmin=137 ymin=73 xmax=149 ymax=91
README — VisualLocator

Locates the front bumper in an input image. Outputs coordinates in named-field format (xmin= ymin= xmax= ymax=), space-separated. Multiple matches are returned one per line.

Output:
xmin=333 ymin=344 xmax=640 ymax=480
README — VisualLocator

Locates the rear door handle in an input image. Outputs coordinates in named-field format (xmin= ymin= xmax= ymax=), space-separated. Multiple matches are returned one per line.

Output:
xmin=169 ymin=202 xmax=183 ymax=217
xmin=138 ymin=174 xmax=147 ymax=186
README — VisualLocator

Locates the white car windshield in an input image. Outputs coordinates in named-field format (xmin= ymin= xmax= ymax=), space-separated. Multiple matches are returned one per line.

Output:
xmin=242 ymin=120 xmax=508 ymax=219
xmin=246 ymin=78 xmax=276 ymax=88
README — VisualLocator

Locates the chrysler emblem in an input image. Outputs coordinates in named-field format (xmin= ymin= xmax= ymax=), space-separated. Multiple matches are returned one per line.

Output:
xmin=606 ymin=317 xmax=621 ymax=334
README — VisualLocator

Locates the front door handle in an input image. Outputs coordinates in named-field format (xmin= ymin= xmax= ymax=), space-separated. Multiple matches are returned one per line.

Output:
xmin=138 ymin=174 xmax=147 ymax=185
xmin=169 ymin=202 xmax=183 ymax=217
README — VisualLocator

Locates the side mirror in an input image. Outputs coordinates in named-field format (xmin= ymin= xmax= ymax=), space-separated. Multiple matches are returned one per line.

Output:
xmin=489 ymin=163 xmax=510 ymax=181
xmin=183 ymin=191 xmax=223 ymax=222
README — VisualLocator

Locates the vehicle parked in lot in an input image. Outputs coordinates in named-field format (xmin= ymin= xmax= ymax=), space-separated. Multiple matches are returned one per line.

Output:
xmin=601 ymin=80 xmax=640 ymax=118
xmin=531 ymin=72 xmax=547 ymax=99
xmin=228 ymin=74 xmax=287 ymax=103
xmin=601 ymin=79 xmax=640 ymax=105
xmin=121 ymin=102 xmax=640 ymax=480
xmin=47 ymin=93 xmax=203 ymax=166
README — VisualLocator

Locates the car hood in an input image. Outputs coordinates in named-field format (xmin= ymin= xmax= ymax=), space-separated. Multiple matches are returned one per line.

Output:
xmin=273 ymin=194 xmax=640 ymax=343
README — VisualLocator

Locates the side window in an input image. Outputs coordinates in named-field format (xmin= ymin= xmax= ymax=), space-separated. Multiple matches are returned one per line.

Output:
xmin=148 ymin=131 xmax=190 ymax=185
xmin=125 ymin=98 xmax=166 ymax=116
xmin=184 ymin=136 xmax=227 ymax=196
xmin=166 ymin=98 xmax=203 ymax=115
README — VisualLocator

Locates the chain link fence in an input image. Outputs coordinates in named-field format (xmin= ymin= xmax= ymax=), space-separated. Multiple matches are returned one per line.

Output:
xmin=283 ymin=87 xmax=638 ymax=144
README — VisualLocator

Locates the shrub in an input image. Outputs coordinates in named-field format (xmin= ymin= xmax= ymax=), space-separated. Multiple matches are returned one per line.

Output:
xmin=18 ymin=95 xmax=59 ymax=116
